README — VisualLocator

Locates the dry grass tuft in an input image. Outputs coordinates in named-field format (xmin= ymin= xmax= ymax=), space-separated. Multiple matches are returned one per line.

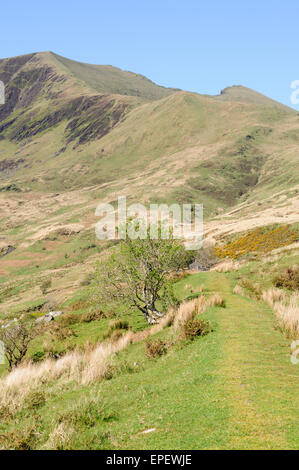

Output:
xmin=261 ymin=287 xmax=286 ymax=307
xmin=208 ymin=294 xmax=226 ymax=308
xmin=262 ymin=288 xmax=299 ymax=338
xmin=212 ymin=260 xmax=239 ymax=272
xmin=233 ymin=284 xmax=244 ymax=296
xmin=0 ymin=330 xmax=134 ymax=412
xmin=173 ymin=296 xmax=207 ymax=330
xmin=0 ymin=293 xmax=219 ymax=413
xmin=45 ymin=423 xmax=74 ymax=450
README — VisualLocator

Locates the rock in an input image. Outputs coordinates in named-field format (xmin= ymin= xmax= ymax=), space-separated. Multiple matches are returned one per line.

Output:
xmin=0 ymin=243 xmax=15 ymax=258
xmin=35 ymin=311 xmax=63 ymax=323
xmin=49 ymin=311 xmax=63 ymax=318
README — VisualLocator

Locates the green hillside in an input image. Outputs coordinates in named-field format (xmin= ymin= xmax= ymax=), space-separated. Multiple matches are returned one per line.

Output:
xmin=214 ymin=85 xmax=297 ymax=112
xmin=0 ymin=52 xmax=298 ymax=450
xmin=51 ymin=52 xmax=178 ymax=99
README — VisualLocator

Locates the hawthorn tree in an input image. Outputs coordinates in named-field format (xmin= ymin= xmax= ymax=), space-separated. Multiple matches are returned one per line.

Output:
xmin=0 ymin=320 xmax=37 ymax=370
xmin=94 ymin=227 xmax=190 ymax=324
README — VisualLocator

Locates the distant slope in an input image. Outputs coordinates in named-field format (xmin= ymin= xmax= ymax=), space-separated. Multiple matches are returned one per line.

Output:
xmin=213 ymin=85 xmax=296 ymax=113
xmin=51 ymin=52 xmax=177 ymax=100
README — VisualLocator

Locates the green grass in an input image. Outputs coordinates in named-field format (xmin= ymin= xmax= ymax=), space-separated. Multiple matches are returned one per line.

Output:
xmin=1 ymin=271 xmax=298 ymax=449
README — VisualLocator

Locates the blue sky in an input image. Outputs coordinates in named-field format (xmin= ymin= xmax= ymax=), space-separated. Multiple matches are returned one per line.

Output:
xmin=1 ymin=0 xmax=298 ymax=108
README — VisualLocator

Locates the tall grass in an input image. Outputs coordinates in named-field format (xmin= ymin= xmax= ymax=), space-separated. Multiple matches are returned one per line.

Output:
xmin=173 ymin=296 xmax=207 ymax=330
xmin=233 ymin=284 xmax=245 ymax=296
xmin=211 ymin=260 xmax=240 ymax=273
xmin=0 ymin=293 xmax=220 ymax=412
xmin=0 ymin=331 xmax=134 ymax=412
xmin=261 ymin=288 xmax=299 ymax=338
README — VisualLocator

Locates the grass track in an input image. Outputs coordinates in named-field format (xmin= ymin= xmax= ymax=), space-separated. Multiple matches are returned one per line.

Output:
xmin=1 ymin=272 xmax=298 ymax=449
xmin=74 ymin=272 xmax=298 ymax=449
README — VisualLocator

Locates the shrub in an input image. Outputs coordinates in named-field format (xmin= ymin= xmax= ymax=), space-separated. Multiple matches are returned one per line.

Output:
xmin=214 ymin=225 xmax=299 ymax=259
xmin=109 ymin=329 xmax=126 ymax=342
xmin=67 ymin=299 xmax=89 ymax=311
xmin=183 ymin=319 xmax=211 ymax=339
xmin=0 ymin=426 xmax=37 ymax=450
xmin=40 ymin=279 xmax=52 ymax=295
xmin=145 ymin=339 xmax=168 ymax=358
xmin=80 ymin=310 xmax=104 ymax=323
xmin=109 ymin=319 xmax=129 ymax=331
xmin=24 ymin=391 xmax=46 ymax=410
xmin=233 ymin=284 xmax=245 ymax=296
xmin=273 ymin=266 xmax=299 ymax=291
xmin=57 ymin=395 xmax=116 ymax=428
xmin=31 ymin=350 xmax=45 ymax=363
xmin=208 ymin=294 xmax=226 ymax=308
xmin=239 ymin=278 xmax=261 ymax=299
xmin=56 ymin=313 xmax=79 ymax=327
xmin=47 ymin=322 xmax=76 ymax=340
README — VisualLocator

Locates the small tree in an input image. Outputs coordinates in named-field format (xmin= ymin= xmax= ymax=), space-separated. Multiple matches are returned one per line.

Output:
xmin=94 ymin=226 xmax=188 ymax=324
xmin=0 ymin=320 xmax=37 ymax=370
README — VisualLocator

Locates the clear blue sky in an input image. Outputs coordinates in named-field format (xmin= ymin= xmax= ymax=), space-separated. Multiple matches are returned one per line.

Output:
xmin=1 ymin=0 xmax=298 ymax=108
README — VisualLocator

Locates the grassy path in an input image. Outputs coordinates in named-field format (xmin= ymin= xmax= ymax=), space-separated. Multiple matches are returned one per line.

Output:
xmin=12 ymin=271 xmax=298 ymax=449
xmin=82 ymin=271 xmax=298 ymax=449
xmin=206 ymin=273 xmax=298 ymax=449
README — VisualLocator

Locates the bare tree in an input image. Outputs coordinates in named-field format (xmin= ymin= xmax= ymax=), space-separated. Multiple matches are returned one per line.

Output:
xmin=0 ymin=320 xmax=36 ymax=370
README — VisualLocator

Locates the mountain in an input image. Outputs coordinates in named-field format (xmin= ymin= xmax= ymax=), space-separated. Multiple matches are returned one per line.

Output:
xmin=213 ymin=85 xmax=297 ymax=113
xmin=0 ymin=52 xmax=298 ymax=207
xmin=0 ymin=51 xmax=298 ymax=312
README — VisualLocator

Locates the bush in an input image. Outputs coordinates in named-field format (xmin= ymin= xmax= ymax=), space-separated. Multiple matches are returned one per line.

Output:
xmin=56 ymin=313 xmax=79 ymax=327
xmin=47 ymin=322 xmax=76 ymax=340
xmin=31 ymin=350 xmax=45 ymax=363
xmin=40 ymin=279 xmax=52 ymax=295
xmin=145 ymin=339 xmax=168 ymax=358
xmin=208 ymin=294 xmax=226 ymax=307
xmin=0 ymin=426 xmax=37 ymax=450
xmin=239 ymin=278 xmax=261 ymax=299
xmin=57 ymin=396 xmax=116 ymax=429
xmin=24 ymin=391 xmax=46 ymax=410
xmin=109 ymin=319 xmax=129 ymax=331
xmin=183 ymin=319 xmax=211 ymax=339
xmin=273 ymin=266 xmax=299 ymax=291
xmin=214 ymin=225 xmax=299 ymax=259
xmin=80 ymin=310 xmax=104 ymax=323
xmin=67 ymin=299 xmax=89 ymax=311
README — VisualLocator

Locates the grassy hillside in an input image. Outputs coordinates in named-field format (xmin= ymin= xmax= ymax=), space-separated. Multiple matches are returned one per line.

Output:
xmin=0 ymin=52 xmax=298 ymax=450
xmin=214 ymin=85 xmax=297 ymax=113
xmin=0 ymin=261 xmax=298 ymax=449
xmin=52 ymin=52 xmax=178 ymax=99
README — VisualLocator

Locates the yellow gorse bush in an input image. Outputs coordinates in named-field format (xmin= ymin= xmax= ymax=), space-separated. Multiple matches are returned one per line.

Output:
xmin=214 ymin=226 xmax=299 ymax=259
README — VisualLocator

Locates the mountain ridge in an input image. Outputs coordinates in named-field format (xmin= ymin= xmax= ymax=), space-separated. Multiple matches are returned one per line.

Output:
xmin=0 ymin=51 xmax=298 ymax=218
